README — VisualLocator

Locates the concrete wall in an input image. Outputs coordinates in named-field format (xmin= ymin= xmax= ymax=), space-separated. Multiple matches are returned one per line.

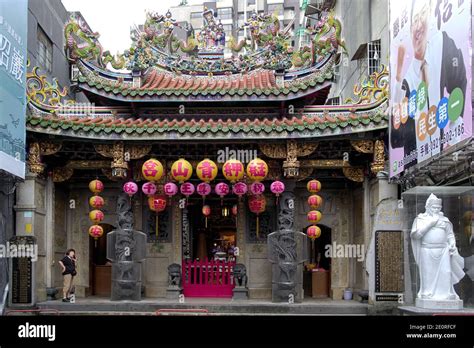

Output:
xmin=329 ymin=0 xmax=389 ymax=103
xmin=27 ymin=0 xmax=88 ymax=103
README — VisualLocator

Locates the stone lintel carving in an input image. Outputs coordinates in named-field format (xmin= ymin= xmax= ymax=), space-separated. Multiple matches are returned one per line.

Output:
xmin=52 ymin=167 xmax=74 ymax=182
xmin=27 ymin=142 xmax=45 ymax=175
xmin=350 ymin=140 xmax=374 ymax=153
xmin=370 ymin=140 xmax=385 ymax=174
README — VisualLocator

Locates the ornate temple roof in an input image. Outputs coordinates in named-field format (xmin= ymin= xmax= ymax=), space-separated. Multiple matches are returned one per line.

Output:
xmin=65 ymin=10 xmax=344 ymax=102
xmin=25 ymin=10 xmax=389 ymax=141
xmin=26 ymin=103 xmax=387 ymax=140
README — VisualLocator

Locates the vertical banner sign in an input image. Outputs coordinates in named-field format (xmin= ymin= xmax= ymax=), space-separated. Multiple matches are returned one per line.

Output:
xmin=389 ymin=0 xmax=472 ymax=177
xmin=0 ymin=0 xmax=27 ymax=179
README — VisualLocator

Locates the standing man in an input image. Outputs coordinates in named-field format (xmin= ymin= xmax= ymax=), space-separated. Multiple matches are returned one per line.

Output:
xmin=390 ymin=0 xmax=467 ymax=170
xmin=58 ymin=249 xmax=77 ymax=302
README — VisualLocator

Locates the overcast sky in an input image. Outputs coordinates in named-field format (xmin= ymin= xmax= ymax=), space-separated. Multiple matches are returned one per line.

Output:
xmin=61 ymin=0 xmax=190 ymax=54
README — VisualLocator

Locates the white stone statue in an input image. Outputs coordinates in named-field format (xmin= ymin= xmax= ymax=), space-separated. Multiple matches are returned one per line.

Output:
xmin=411 ymin=194 xmax=465 ymax=309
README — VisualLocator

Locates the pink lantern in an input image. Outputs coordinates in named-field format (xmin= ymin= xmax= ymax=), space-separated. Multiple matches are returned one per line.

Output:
xmin=180 ymin=182 xmax=195 ymax=197
xmin=164 ymin=182 xmax=178 ymax=198
xmin=123 ymin=181 xmax=138 ymax=197
xmin=249 ymin=182 xmax=265 ymax=195
xmin=232 ymin=182 xmax=248 ymax=199
xmin=197 ymin=182 xmax=212 ymax=198
xmin=270 ymin=181 xmax=285 ymax=196
xmin=215 ymin=182 xmax=230 ymax=205
xmin=142 ymin=182 xmax=157 ymax=196
xmin=215 ymin=182 xmax=230 ymax=197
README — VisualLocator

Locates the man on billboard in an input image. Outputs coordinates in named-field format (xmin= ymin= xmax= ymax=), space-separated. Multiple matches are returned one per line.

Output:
xmin=390 ymin=0 xmax=467 ymax=169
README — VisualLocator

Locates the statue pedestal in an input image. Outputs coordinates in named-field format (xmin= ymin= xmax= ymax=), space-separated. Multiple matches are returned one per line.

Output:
xmin=416 ymin=298 xmax=463 ymax=310
xmin=233 ymin=287 xmax=248 ymax=300
xmin=166 ymin=286 xmax=182 ymax=299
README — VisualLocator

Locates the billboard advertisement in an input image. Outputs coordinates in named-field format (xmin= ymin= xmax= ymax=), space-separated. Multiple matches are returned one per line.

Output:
xmin=0 ymin=0 xmax=27 ymax=179
xmin=389 ymin=0 xmax=472 ymax=177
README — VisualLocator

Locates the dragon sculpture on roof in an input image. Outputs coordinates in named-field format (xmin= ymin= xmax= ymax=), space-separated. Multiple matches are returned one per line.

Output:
xmin=64 ymin=9 xmax=345 ymax=74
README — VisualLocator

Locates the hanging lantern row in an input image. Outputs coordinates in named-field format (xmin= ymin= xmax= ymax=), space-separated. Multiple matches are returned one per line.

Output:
xmin=306 ymin=179 xmax=323 ymax=241
xmin=88 ymin=179 xmax=105 ymax=244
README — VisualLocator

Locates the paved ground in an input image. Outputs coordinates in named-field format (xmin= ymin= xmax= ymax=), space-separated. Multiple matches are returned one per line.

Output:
xmin=12 ymin=296 xmax=369 ymax=316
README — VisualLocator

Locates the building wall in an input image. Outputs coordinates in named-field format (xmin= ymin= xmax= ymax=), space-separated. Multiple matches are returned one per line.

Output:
xmin=27 ymin=0 xmax=88 ymax=103
xmin=327 ymin=0 xmax=389 ymax=103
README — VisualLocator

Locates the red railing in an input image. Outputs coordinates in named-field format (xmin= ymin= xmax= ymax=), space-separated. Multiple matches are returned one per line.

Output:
xmin=182 ymin=259 xmax=235 ymax=298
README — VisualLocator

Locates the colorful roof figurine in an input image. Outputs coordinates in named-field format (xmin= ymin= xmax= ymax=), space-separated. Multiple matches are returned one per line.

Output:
xmin=64 ymin=9 xmax=347 ymax=102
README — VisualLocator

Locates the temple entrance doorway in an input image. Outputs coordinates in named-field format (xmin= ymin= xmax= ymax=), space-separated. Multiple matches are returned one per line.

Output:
xmin=89 ymin=223 xmax=114 ymax=297
xmin=304 ymin=224 xmax=332 ymax=299
xmin=182 ymin=196 xmax=238 ymax=298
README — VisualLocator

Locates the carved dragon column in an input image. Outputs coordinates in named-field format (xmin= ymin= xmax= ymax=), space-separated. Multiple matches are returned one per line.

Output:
xmin=266 ymin=140 xmax=311 ymax=303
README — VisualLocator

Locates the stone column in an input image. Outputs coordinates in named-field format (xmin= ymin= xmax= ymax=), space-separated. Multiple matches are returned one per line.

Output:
xmin=14 ymin=174 xmax=50 ymax=302
xmin=268 ymin=179 xmax=308 ymax=303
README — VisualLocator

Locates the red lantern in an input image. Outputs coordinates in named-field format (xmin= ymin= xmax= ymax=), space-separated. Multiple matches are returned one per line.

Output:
xmin=89 ymin=179 xmax=104 ymax=194
xmin=202 ymin=204 xmax=211 ymax=228
xmin=231 ymin=204 xmax=238 ymax=216
xmin=222 ymin=159 xmax=245 ymax=183
xmin=89 ymin=225 xmax=104 ymax=240
xmin=89 ymin=196 xmax=105 ymax=209
xmin=307 ymin=179 xmax=322 ymax=193
xmin=142 ymin=159 xmax=164 ymax=182
xmin=89 ymin=209 xmax=104 ymax=224
xmin=148 ymin=195 xmax=167 ymax=239
xmin=249 ymin=195 xmax=266 ymax=239
xmin=307 ymin=225 xmax=321 ymax=240
xmin=246 ymin=158 xmax=269 ymax=182
xmin=307 ymin=210 xmax=322 ymax=224
xmin=148 ymin=195 xmax=167 ymax=212
xmin=308 ymin=195 xmax=323 ymax=209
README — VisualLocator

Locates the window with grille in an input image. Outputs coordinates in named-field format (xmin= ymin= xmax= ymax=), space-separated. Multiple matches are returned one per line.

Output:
xmin=367 ymin=40 xmax=381 ymax=75
xmin=37 ymin=26 xmax=52 ymax=72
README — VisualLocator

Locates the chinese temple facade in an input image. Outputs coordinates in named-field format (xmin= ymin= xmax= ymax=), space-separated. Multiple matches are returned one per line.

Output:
xmin=19 ymin=4 xmax=398 ymax=305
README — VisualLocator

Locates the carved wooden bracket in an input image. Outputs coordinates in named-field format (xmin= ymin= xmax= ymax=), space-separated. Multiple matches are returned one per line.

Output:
xmin=27 ymin=142 xmax=44 ymax=175
xmin=94 ymin=142 xmax=152 ymax=179
xmin=350 ymin=140 xmax=374 ymax=153
xmin=52 ymin=167 xmax=74 ymax=182
xmin=27 ymin=141 xmax=63 ymax=175
xmin=370 ymin=140 xmax=385 ymax=174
